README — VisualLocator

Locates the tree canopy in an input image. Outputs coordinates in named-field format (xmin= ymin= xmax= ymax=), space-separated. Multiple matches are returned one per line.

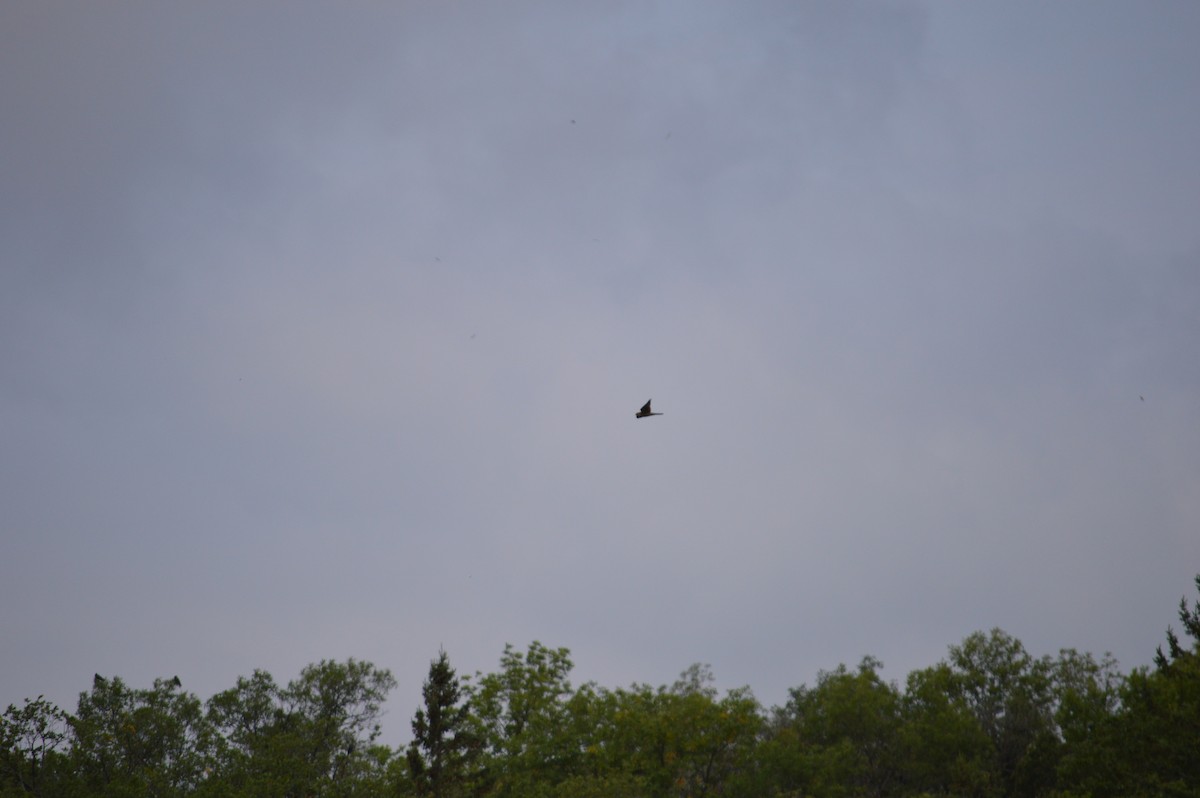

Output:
xmin=4 ymin=575 xmax=1200 ymax=798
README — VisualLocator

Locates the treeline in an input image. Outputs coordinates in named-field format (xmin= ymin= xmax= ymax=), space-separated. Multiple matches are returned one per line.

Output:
xmin=3 ymin=576 xmax=1199 ymax=798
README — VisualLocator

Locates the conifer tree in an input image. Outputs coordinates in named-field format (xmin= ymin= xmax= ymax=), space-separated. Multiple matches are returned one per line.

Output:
xmin=407 ymin=650 xmax=476 ymax=798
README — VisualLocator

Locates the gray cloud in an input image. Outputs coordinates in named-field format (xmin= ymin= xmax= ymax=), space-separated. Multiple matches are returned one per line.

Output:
xmin=3 ymin=1 xmax=1198 ymax=744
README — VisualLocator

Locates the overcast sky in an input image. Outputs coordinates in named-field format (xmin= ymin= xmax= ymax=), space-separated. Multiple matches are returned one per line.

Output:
xmin=3 ymin=1 xmax=1199 ymax=746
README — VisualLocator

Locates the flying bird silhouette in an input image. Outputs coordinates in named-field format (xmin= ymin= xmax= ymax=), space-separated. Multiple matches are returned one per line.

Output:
xmin=636 ymin=399 xmax=663 ymax=419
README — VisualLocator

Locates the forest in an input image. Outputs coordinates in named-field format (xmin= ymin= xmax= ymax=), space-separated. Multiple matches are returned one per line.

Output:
xmin=3 ymin=575 xmax=1198 ymax=798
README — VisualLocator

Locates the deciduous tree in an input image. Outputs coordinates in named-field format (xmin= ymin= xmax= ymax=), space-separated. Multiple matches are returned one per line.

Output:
xmin=467 ymin=642 xmax=575 ymax=798
xmin=70 ymin=674 xmax=212 ymax=798
xmin=946 ymin=629 xmax=1057 ymax=797
xmin=205 ymin=659 xmax=395 ymax=798
xmin=0 ymin=696 xmax=71 ymax=797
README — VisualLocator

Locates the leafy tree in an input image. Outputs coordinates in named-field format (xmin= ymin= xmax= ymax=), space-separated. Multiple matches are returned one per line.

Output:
xmin=1048 ymin=647 xmax=1121 ymax=791
xmin=0 ymin=696 xmax=71 ymax=797
xmin=204 ymin=669 xmax=283 ymax=795
xmin=576 ymin=682 xmax=667 ymax=796
xmin=467 ymin=642 xmax=576 ymax=797
xmin=771 ymin=657 xmax=903 ymax=798
xmin=552 ymin=665 xmax=760 ymax=798
xmin=10 ymin=585 xmax=1200 ymax=798
xmin=551 ymin=771 xmax=647 ymax=798
xmin=69 ymin=674 xmax=138 ymax=795
xmin=945 ymin=629 xmax=1058 ymax=798
xmin=70 ymin=674 xmax=212 ymax=798
xmin=282 ymin=658 xmax=396 ymax=789
xmin=550 ymin=683 xmax=650 ymax=798
xmin=407 ymin=650 xmax=477 ymax=798
xmin=661 ymin=668 xmax=761 ymax=798
xmin=899 ymin=663 xmax=995 ymax=797
xmin=729 ymin=716 xmax=811 ymax=798
xmin=205 ymin=659 xmax=395 ymax=798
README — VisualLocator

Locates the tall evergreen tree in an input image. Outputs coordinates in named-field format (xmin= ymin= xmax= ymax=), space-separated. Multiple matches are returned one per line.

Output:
xmin=407 ymin=650 xmax=476 ymax=798
xmin=1116 ymin=574 xmax=1200 ymax=796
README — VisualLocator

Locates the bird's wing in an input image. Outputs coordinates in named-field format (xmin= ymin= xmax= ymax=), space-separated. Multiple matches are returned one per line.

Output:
xmin=640 ymin=400 xmax=652 ymax=414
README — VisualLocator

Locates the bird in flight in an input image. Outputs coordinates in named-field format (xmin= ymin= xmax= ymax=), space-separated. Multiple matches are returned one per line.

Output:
xmin=636 ymin=399 xmax=663 ymax=418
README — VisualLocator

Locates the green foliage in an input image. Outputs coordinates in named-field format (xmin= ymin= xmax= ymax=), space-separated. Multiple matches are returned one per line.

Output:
xmin=767 ymin=657 xmax=903 ymax=798
xmin=407 ymin=650 xmax=476 ymax=798
xmin=283 ymin=658 xmax=397 ymax=787
xmin=570 ymin=667 xmax=762 ymax=798
xmin=945 ymin=629 xmax=1059 ymax=798
xmin=1049 ymin=647 xmax=1122 ymax=792
xmin=899 ymin=662 xmax=994 ymax=797
xmin=5 ymin=574 xmax=1200 ymax=798
xmin=1064 ymin=575 xmax=1200 ymax=797
xmin=0 ymin=696 xmax=71 ymax=797
xmin=204 ymin=659 xmax=396 ymax=798
xmin=660 ymin=676 xmax=761 ymax=797
xmin=466 ymin=641 xmax=576 ymax=797
xmin=70 ymin=674 xmax=212 ymax=798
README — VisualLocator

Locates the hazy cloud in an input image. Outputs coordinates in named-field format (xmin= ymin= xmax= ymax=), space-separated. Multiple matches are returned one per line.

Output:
xmin=3 ymin=1 xmax=1198 ymax=744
